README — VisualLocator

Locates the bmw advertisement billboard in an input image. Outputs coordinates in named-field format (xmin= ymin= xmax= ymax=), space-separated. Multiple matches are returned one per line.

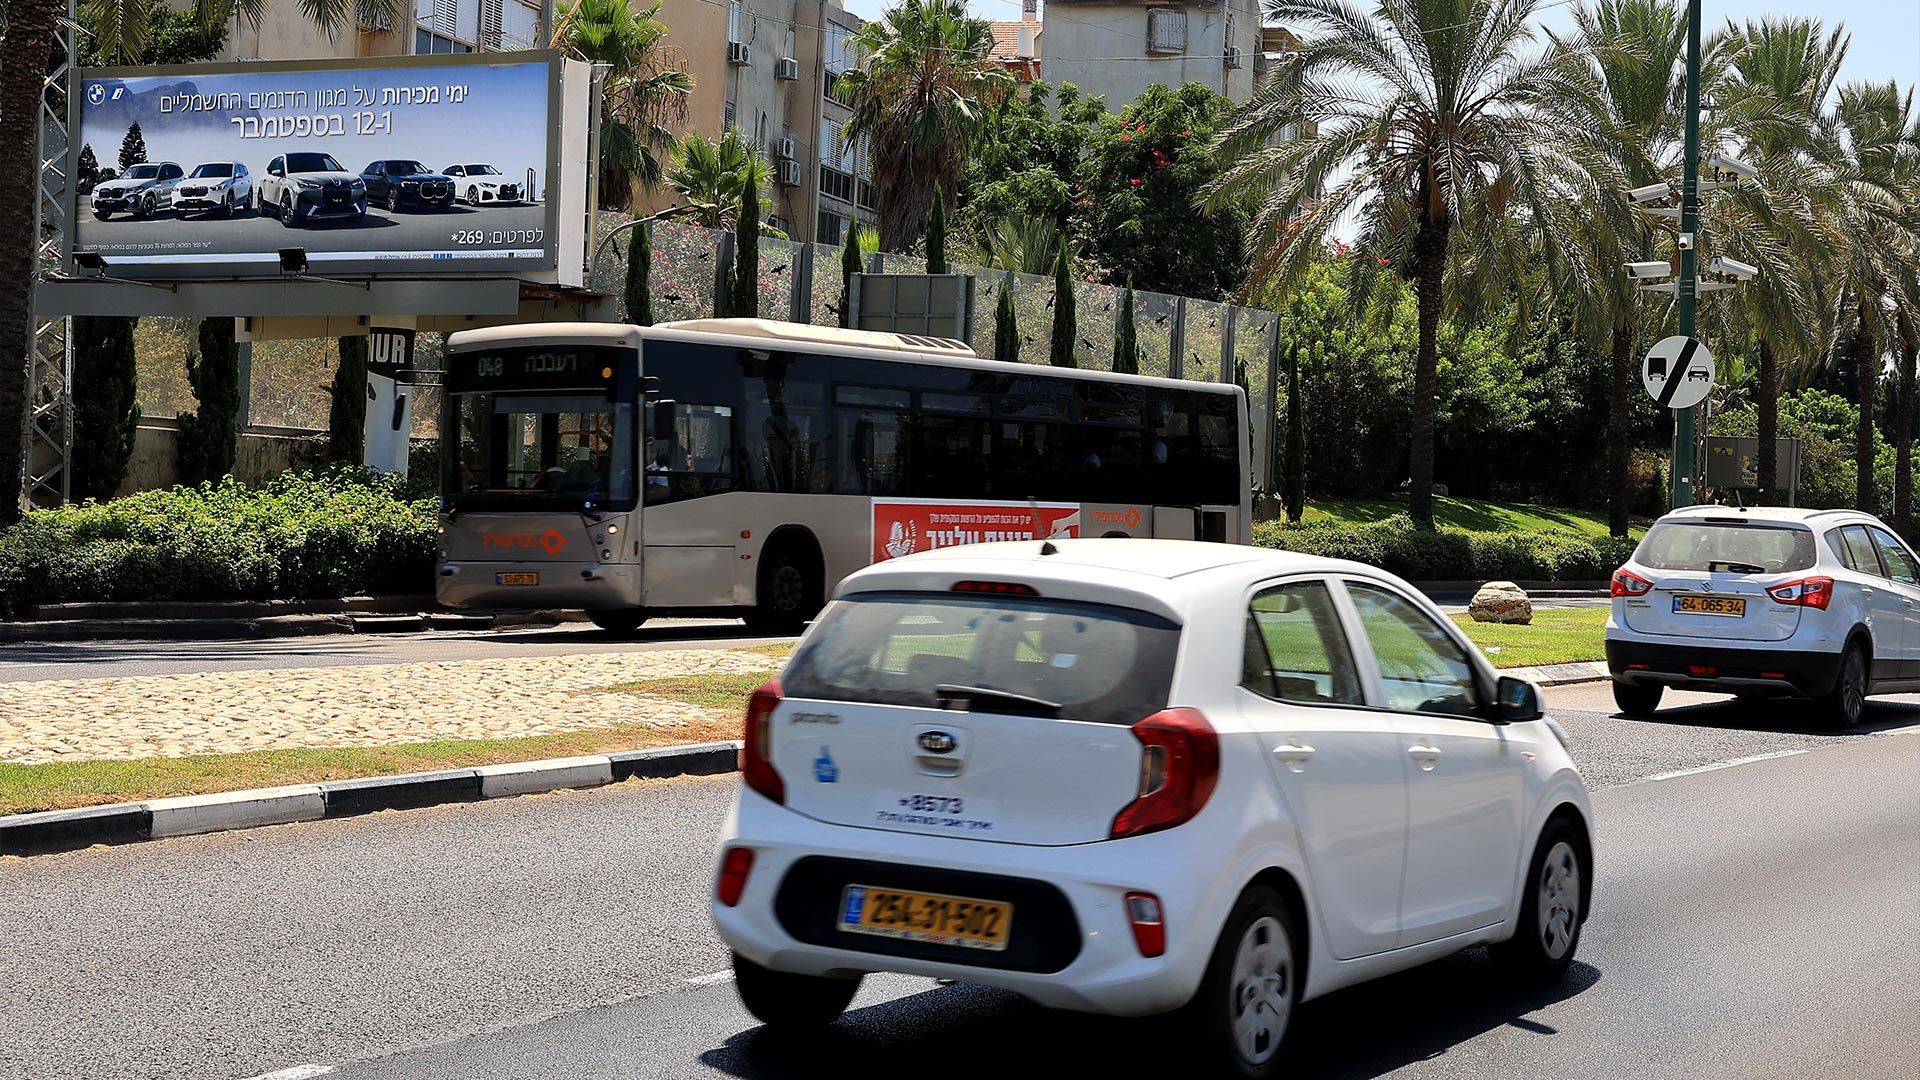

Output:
xmin=72 ymin=52 xmax=581 ymax=279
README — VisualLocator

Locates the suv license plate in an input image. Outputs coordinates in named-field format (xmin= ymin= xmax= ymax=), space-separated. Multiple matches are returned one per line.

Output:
xmin=838 ymin=885 xmax=1012 ymax=951
xmin=1675 ymin=595 xmax=1746 ymax=617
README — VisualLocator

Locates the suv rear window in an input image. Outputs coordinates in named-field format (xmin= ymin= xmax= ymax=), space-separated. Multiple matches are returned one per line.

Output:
xmin=1634 ymin=522 xmax=1817 ymax=573
xmin=782 ymin=591 xmax=1180 ymax=725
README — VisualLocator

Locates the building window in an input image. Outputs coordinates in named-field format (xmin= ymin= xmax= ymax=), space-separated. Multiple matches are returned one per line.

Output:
xmin=728 ymin=0 xmax=742 ymax=43
xmin=416 ymin=28 xmax=472 ymax=53
xmin=725 ymin=100 xmax=736 ymax=128
xmin=821 ymin=166 xmax=855 ymax=204
xmin=818 ymin=209 xmax=848 ymax=246
xmin=1147 ymin=9 xmax=1187 ymax=55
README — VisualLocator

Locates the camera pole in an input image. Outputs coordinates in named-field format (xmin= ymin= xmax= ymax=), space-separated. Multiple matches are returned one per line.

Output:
xmin=1672 ymin=0 xmax=1703 ymax=509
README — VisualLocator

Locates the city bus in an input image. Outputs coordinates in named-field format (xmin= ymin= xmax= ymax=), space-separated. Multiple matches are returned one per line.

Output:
xmin=437 ymin=318 xmax=1252 ymax=632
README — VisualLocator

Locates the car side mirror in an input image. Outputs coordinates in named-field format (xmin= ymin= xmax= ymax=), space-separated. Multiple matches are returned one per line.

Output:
xmin=1494 ymin=676 xmax=1542 ymax=725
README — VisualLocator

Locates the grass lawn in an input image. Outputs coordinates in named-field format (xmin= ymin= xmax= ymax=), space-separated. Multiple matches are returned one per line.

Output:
xmin=1304 ymin=496 xmax=1645 ymax=539
xmin=1453 ymin=606 xmax=1608 ymax=668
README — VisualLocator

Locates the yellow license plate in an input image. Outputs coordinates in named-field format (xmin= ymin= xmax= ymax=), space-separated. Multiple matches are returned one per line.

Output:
xmin=1675 ymin=595 xmax=1746 ymax=617
xmin=838 ymin=885 xmax=1013 ymax=952
xmin=497 ymin=572 xmax=539 ymax=586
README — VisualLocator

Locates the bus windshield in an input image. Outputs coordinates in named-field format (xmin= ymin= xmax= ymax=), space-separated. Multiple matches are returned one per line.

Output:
xmin=451 ymin=391 xmax=635 ymax=508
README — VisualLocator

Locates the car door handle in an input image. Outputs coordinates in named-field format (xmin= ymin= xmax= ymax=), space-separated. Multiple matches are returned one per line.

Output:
xmin=1271 ymin=741 xmax=1315 ymax=772
xmin=1407 ymin=743 xmax=1443 ymax=770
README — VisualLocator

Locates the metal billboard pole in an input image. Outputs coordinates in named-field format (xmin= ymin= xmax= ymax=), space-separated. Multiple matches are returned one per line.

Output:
xmin=25 ymin=0 xmax=78 ymax=510
xmin=1671 ymin=0 xmax=1702 ymax=509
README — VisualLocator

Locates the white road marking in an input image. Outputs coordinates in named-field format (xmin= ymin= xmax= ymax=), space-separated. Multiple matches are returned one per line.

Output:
xmin=684 ymin=970 xmax=735 ymax=987
xmin=1635 ymin=749 xmax=1811 ymax=784
xmin=239 ymin=1067 xmax=334 ymax=1080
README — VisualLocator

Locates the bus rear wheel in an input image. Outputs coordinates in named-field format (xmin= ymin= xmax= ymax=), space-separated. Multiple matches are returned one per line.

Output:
xmin=588 ymin=610 xmax=649 ymax=634
xmin=746 ymin=545 xmax=821 ymax=635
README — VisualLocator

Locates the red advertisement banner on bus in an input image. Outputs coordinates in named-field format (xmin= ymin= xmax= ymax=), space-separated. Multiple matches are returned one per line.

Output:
xmin=872 ymin=499 xmax=1081 ymax=563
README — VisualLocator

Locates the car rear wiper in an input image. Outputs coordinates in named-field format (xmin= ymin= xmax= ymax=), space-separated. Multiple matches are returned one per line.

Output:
xmin=1708 ymin=561 xmax=1766 ymax=574
xmin=934 ymin=684 xmax=1062 ymax=717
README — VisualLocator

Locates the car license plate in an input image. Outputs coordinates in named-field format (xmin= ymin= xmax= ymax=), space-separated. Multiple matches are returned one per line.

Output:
xmin=497 ymin=572 xmax=539 ymax=586
xmin=838 ymin=885 xmax=1012 ymax=951
xmin=1674 ymin=595 xmax=1746 ymax=617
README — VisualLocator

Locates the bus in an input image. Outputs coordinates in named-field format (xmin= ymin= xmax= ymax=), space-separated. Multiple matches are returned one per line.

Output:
xmin=437 ymin=318 xmax=1252 ymax=632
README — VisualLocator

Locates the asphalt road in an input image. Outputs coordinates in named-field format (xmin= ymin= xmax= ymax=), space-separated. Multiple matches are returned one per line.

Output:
xmin=78 ymin=194 xmax=542 ymax=259
xmin=2 ymin=688 xmax=1915 ymax=1080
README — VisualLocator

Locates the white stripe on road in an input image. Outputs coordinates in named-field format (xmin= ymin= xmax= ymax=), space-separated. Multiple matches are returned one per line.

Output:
xmin=684 ymin=970 xmax=735 ymax=987
xmin=239 ymin=1067 xmax=334 ymax=1080
xmin=1635 ymin=749 xmax=1811 ymax=785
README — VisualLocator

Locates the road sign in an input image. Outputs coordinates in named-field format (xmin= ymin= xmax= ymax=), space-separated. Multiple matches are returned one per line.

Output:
xmin=1643 ymin=335 xmax=1715 ymax=409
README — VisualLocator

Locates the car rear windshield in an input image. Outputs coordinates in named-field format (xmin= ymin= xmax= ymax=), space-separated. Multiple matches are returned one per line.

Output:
xmin=1633 ymin=521 xmax=1817 ymax=573
xmin=781 ymin=591 xmax=1181 ymax=725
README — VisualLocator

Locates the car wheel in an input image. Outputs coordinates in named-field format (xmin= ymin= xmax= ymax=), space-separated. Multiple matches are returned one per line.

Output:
xmin=1492 ymin=817 xmax=1586 ymax=983
xmin=731 ymin=952 xmax=860 ymax=1030
xmin=1819 ymin=645 xmax=1867 ymax=729
xmin=222 ymin=192 xmax=234 ymax=218
xmin=468 ymin=185 xmax=480 ymax=205
xmin=587 ymin=610 xmax=648 ymax=634
xmin=92 ymin=209 xmax=110 ymax=221
xmin=280 ymin=194 xmax=298 ymax=228
xmin=387 ymin=188 xmax=399 ymax=212
xmin=1188 ymin=884 xmax=1298 ymax=1079
xmin=744 ymin=545 xmax=821 ymax=634
xmin=1611 ymin=679 xmax=1663 ymax=717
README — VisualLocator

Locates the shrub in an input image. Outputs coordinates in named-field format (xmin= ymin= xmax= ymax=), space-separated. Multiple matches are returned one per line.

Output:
xmin=0 ymin=469 xmax=436 ymax=616
xmin=1253 ymin=514 xmax=1637 ymax=583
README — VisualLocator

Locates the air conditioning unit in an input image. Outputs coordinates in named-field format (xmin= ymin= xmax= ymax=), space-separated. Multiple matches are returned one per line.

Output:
xmin=727 ymin=41 xmax=752 ymax=66
xmin=776 ymin=56 xmax=800 ymax=81
xmin=776 ymin=137 xmax=797 ymax=161
xmin=1224 ymin=45 xmax=1243 ymax=69
xmin=777 ymin=159 xmax=803 ymax=188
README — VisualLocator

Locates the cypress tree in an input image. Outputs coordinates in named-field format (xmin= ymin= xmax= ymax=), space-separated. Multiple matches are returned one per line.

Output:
xmin=624 ymin=221 xmax=653 ymax=326
xmin=1049 ymin=240 xmax=1076 ymax=368
xmin=1282 ymin=347 xmax=1306 ymax=524
xmin=77 ymin=144 xmax=100 ymax=192
xmin=993 ymin=279 xmax=1018 ymax=363
xmin=330 ymin=336 xmax=369 ymax=466
xmin=177 ymin=318 xmax=242 ymax=484
xmin=728 ymin=183 xmax=759 ymax=319
xmin=839 ymin=224 xmax=862 ymax=329
xmin=118 ymin=122 xmax=148 ymax=170
xmin=926 ymin=183 xmax=948 ymax=275
xmin=1113 ymin=280 xmax=1139 ymax=375
xmin=71 ymin=316 xmax=140 ymax=501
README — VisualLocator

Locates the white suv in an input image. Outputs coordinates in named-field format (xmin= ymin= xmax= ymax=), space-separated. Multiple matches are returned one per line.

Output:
xmin=1606 ymin=505 xmax=1920 ymax=727
xmin=711 ymin=539 xmax=1593 ymax=1077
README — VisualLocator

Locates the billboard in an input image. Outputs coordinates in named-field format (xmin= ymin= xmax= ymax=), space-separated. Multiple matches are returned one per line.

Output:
xmin=71 ymin=52 xmax=576 ymax=279
xmin=872 ymin=499 xmax=1081 ymax=563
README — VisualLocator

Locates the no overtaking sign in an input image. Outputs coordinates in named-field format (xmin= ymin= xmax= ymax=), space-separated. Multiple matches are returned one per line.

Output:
xmin=1642 ymin=335 xmax=1715 ymax=410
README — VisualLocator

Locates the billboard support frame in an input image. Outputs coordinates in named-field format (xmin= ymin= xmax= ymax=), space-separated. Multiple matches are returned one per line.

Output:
xmin=24 ymin=0 xmax=78 ymax=511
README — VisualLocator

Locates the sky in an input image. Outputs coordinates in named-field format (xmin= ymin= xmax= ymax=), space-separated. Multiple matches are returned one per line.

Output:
xmin=839 ymin=0 xmax=1918 ymax=95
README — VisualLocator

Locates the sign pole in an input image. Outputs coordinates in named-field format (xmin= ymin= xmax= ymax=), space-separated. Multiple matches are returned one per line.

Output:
xmin=1672 ymin=0 xmax=1703 ymax=509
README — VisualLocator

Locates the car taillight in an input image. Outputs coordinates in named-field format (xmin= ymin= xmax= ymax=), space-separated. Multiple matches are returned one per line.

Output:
xmin=1766 ymin=576 xmax=1834 ymax=610
xmin=740 ymin=680 xmax=785 ymax=804
xmin=1110 ymin=708 xmax=1218 ymax=840
xmin=716 ymin=847 xmax=754 ymax=907
xmin=1611 ymin=568 xmax=1654 ymax=597
xmin=1124 ymin=892 xmax=1166 ymax=957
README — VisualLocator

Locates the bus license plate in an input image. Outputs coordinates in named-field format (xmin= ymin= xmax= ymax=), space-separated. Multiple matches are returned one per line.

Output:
xmin=497 ymin=572 xmax=539 ymax=586
xmin=1674 ymin=595 xmax=1745 ymax=617
xmin=838 ymin=885 xmax=1012 ymax=951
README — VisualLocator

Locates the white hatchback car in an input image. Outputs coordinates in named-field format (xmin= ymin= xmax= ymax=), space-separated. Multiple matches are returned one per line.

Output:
xmin=711 ymin=539 xmax=1593 ymax=1076
xmin=1606 ymin=506 xmax=1920 ymax=726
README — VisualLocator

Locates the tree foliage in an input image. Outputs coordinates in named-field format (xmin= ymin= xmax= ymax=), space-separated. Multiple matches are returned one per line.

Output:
xmin=993 ymin=280 xmax=1018 ymax=363
xmin=559 ymin=0 xmax=692 ymax=209
xmin=1049 ymin=240 xmax=1077 ymax=368
xmin=118 ymin=123 xmax=148 ymax=171
xmin=77 ymin=0 xmax=226 ymax=65
xmin=330 ymin=337 xmax=369 ymax=467
xmin=1113 ymin=281 xmax=1139 ymax=375
xmin=71 ymin=317 xmax=141 ymax=502
xmin=925 ymin=183 xmax=949 ymax=275
xmin=624 ymin=222 xmax=653 ymax=326
xmin=177 ymin=319 xmax=242 ymax=485
xmin=1282 ymin=350 xmax=1306 ymax=523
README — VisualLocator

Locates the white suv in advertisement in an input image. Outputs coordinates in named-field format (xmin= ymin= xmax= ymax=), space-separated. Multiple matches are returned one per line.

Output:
xmin=259 ymin=151 xmax=367 ymax=227
xmin=711 ymin=539 xmax=1593 ymax=1077
xmin=89 ymin=161 xmax=184 ymax=219
xmin=171 ymin=161 xmax=252 ymax=218
xmin=1606 ymin=505 xmax=1920 ymax=726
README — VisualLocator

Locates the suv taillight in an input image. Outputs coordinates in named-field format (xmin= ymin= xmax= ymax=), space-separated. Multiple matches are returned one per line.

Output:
xmin=1611 ymin=568 xmax=1654 ymax=597
xmin=1767 ymin=576 xmax=1834 ymax=610
xmin=741 ymin=680 xmax=786 ymax=804
xmin=1110 ymin=708 xmax=1219 ymax=840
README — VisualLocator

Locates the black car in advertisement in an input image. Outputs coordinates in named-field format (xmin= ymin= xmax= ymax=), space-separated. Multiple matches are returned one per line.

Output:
xmin=361 ymin=160 xmax=457 ymax=211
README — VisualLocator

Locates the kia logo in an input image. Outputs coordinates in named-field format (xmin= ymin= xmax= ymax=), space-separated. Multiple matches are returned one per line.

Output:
xmin=918 ymin=730 xmax=957 ymax=755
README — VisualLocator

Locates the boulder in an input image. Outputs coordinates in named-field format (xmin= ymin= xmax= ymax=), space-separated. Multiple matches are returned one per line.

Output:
xmin=1469 ymin=581 xmax=1533 ymax=625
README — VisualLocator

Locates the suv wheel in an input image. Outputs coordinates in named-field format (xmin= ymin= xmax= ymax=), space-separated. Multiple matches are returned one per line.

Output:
xmin=731 ymin=952 xmax=860 ymax=1029
xmin=1190 ymin=885 xmax=1298 ymax=1078
xmin=1820 ymin=645 xmax=1867 ymax=729
xmin=1611 ymin=679 xmax=1663 ymax=717
xmin=280 ymin=194 xmax=298 ymax=228
xmin=1492 ymin=818 xmax=1586 ymax=983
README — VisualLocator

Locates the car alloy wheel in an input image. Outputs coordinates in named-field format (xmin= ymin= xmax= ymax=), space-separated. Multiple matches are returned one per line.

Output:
xmin=281 ymin=194 xmax=297 ymax=228
xmin=1824 ymin=646 xmax=1867 ymax=728
xmin=388 ymin=188 xmax=399 ymax=212
xmin=468 ymin=185 xmax=480 ymax=204
xmin=1229 ymin=915 xmax=1293 ymax=1069
xmin=1537 ymin=839 xmax=1581 ymax=961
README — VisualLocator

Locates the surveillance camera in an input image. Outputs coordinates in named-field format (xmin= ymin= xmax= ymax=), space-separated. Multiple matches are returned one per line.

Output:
xmin=1677 ymin=231 xmax=1695 ymax=251
xmin=1626 ymin=182 xmax=1675 ymax=205
xmin=1623 ymin=261 xmax=1673 ymax=280
xmin=1706 ymin=152 xmax=1758 ymax=182
xmin=1710 ymin=256 xmax=1758 ymax=280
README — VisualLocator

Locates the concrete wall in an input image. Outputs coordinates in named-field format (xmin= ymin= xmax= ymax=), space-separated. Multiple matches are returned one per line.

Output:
xmin=114 ymin=419 xmax=327 ymax=498
xmin=1041 ymin=0 xmax=1263 ymax=110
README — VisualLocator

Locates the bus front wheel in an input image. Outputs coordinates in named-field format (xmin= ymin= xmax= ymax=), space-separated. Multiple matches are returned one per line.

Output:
xmin=746 ymin=545 xmax=821 ymax=635
xmin=588 ymin=609 xmax=649 ymax=634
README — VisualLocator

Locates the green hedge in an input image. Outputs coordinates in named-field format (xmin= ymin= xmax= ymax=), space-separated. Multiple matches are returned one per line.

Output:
xmin=0 ymin=468 xmax=436 ymax=616
xmin=1253 ymin=514 xmax=1637 ymax=583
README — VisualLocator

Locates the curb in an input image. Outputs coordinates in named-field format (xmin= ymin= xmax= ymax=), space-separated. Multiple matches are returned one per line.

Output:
xmin=1503 ymin=661 xmax=1610 ymax=687
xmin=0 ymin=741 xmax=741 ymax=858
xmin=0 ymin=608 xmax=590 ymax=643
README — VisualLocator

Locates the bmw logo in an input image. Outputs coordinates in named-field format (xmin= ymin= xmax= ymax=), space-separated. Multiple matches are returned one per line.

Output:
xmin=918 ymin=730 xmax=957 ymax=755
xmin=86 ymin=83 xmax=106 ymax=106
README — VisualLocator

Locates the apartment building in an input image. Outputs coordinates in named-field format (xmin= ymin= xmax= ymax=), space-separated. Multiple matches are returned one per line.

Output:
xmin=1038 ymin=0 xmax=1264 ymax=110
xmin=208 ymin=0 xmax=544 ymax=61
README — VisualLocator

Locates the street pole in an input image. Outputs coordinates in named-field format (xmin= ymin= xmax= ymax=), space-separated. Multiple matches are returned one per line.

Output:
xmin=1673 ymin=0 xmax=1703 ymax=509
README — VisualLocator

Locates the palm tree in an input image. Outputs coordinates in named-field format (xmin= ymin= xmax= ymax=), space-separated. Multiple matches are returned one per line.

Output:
xmin=978 ymin=214 xmax=1059 ymax=276
xmin=666 ymin=127 xmax=769 ymax=230
xmin=1210 ymin=0 xmax=1603 ymax=530
xmin=836 ymin=0 xmax=1012 ymax=251
xmin=557 ymin=0 xmax=692 ymax=211
xmin=0 ymin=0 xmax=403 ymax=521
